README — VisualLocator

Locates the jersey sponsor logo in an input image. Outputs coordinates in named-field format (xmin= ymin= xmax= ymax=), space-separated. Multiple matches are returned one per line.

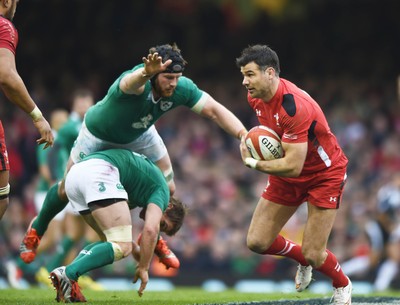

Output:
xmin=132 ymin=114 xmax=153 ymax=129
xmin=98 ymin=182 xmax=106 ymax=192
xmin=160 ymin=100 xmax=173 ymax=111
xmin=79 ymin=152 xmax=87 ymax=160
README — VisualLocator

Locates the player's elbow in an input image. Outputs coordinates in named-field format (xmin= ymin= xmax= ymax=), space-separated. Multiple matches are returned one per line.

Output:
xmin=286 ymin=166 xmax=303 ymax=177
xmin=280 ymin=160 xmax=303 ymax=177
xmin=0 ymin=71 xmax=13 ymax=89
xmin=142 ymin=226 xmax=159 ymax=240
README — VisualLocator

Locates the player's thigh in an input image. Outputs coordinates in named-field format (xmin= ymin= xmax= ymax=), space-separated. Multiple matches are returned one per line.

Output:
xmin=302 ymin=202 xmax=337 ymax=252
xmin=58 ymin=158 xmax=75 ymax=199
xmin=0 ymin=170 xmax=8 ymax=185
xmin=90 ymin=200 xmax=132 ymax=231
xmin=81 ymin=213 xmax=106 ymax=241
xmin=248 ymin=197 xmax=297 ymax=245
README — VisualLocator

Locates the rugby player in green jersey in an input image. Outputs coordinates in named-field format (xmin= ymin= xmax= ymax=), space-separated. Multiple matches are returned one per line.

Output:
xmin=20 ymin=43 xmax=247 ymax=267
xmin=49 ymin=148 xmax=186 ymax=302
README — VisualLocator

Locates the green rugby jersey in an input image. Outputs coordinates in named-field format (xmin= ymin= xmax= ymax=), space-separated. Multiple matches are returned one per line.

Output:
xmin=83 ymin=148 xmax=169 ymax=211
xmin=85 ymin=64 xmax=203 ymax=144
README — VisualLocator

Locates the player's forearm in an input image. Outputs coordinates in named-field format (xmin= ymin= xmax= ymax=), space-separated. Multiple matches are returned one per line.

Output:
xmin=0 ymin=71 xmax=38 ymax=115
xmin=209 ymin=104 xmax=247 ymax=140
xmin=251 ymin=158 xmax=303 ymax=177
xmin=138 ymin=227 xmax=158 ymax=270
xmin=119 ymin=68 xmax=151 ymax=94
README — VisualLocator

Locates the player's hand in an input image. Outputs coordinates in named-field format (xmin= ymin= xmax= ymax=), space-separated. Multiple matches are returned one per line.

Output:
xmin=239 ymin=134 xmax=252 ymax=162
xmin=33 ymin=117 xmax=54 ymax=149
xmin=142 ymin=52 xmax=172 ymax=76
xmin=240 ymin=135 xmax=258 ymax=169
xmin=133 ymin=267 xmax=148 ymax=297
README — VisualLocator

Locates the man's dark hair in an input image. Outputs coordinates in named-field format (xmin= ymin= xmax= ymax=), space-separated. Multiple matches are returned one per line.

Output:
xmin=236 ymin=44 xmax=281 ymax=75
xmin=164 ymin=196 xmax=188 ymax=236
xmin=149 ymin=43 xmax=187 ymax=73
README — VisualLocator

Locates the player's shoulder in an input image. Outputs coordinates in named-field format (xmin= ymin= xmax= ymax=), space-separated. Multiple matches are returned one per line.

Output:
xmin=0 ymin=16 xmax=17 ymax=47
xmin=177 ymin=75 xmax=196 ymax=88
xmin=0 ymin=16 xmax=14 ymax=28
xmin=174 ymin=76 xmax=202 ymax=102
xmin=280 ymin=79 xmax=316 ymax=113
xmin=0 ymin=16 xmax=17 ymax=37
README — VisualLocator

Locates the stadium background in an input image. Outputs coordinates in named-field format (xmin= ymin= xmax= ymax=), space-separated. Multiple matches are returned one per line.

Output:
xmin=1 ymin=0 xmax=400 ymax=290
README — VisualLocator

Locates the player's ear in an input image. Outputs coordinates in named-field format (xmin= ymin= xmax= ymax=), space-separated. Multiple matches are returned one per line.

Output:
xmin=265 ymin=67 xmax=274 ymax=78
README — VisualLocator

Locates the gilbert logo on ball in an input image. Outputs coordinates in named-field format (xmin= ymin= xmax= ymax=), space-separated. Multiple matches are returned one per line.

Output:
xmin=245 ymin=125 xmax=283 ymax=161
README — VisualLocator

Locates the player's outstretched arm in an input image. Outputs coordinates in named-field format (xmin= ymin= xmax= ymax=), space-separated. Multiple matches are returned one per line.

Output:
xmin=194 ymin=93 xmax=247 ymax=140
xmin=119 ymin=52 xmax=172 ymax=95
xmin=0 ymin=48 xmax=53 ymax=148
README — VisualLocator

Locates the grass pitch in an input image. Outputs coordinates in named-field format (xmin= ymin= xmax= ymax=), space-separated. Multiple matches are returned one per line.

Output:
xmin=0 ymin=287 xmax=399 ymax=305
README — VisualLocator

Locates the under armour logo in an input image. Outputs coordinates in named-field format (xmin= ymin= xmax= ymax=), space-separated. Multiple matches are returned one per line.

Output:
xmin=273 ymin=113 xmax=280 ymax=126
xmin=256 ymin=109 xmax=261 ymax=116
xmin=329 ymin=197 xmax=337 ymax=202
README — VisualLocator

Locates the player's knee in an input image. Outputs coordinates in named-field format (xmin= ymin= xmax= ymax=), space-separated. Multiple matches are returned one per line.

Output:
xmin=247 ymin=235 xmax=268 ymax=253
xmin=110 ymin=242 xmax=132 ymax=261
xmin=103 ymin=225 xmax=133 ymax=261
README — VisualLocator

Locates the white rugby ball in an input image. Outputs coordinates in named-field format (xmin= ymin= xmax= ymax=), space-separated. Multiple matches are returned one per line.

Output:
xmin=245 ymin=125 xmax=283 ymax=161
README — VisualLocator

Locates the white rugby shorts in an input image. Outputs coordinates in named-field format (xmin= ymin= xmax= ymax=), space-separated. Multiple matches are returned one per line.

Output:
xmin=70 ymin=121 xmax=167 ymax=164
xmin=65 ymin=158 xmax=128 ymax=212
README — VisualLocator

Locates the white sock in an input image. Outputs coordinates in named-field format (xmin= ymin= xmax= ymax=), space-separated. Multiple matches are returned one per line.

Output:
xmin=374 ymin=259 xmax=398 ymax=291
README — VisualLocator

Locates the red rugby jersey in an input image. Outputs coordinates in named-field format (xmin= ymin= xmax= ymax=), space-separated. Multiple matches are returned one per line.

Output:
xmin=248 ymin=78 xmax=348 ymax=175
xmin=0 ymin=15 xmax=18 ymax=54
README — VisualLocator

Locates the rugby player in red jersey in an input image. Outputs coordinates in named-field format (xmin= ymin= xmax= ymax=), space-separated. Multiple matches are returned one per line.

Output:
xmin=0 ymin=0 xmax=53 ymax=220
xmin=236 ymin=44 xmax=352 ymax=305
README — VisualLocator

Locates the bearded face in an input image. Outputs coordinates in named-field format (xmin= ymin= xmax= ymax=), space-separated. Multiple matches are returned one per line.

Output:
xmin=152 ymin=73 xmax=181 ymax=99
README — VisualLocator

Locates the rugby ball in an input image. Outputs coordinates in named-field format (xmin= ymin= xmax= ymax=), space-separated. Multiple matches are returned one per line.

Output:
xmin=245 ymin=125 xmax=283 ymax=160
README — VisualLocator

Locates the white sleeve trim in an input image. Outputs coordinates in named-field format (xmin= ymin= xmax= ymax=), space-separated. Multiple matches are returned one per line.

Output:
xmin=190 ymin=92 xmax=209 ymax=114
